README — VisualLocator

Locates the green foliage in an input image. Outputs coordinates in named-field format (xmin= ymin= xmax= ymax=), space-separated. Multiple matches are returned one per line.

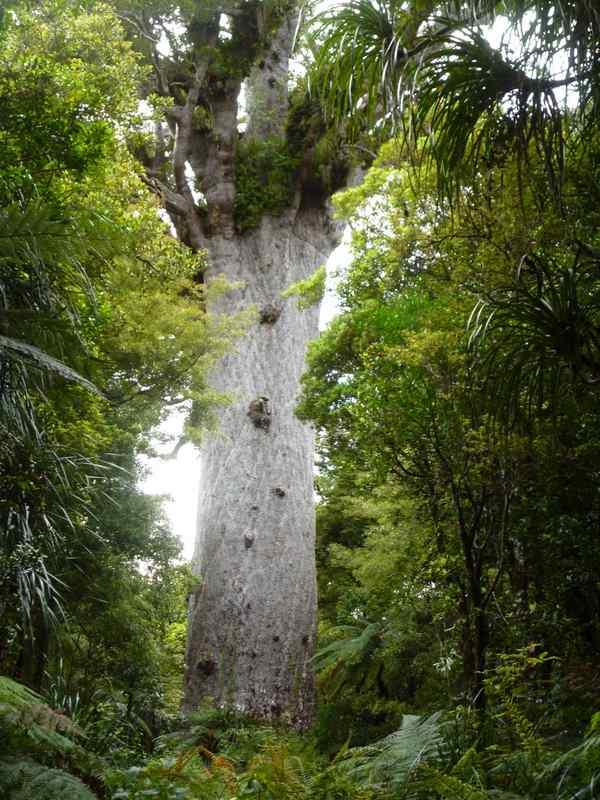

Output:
xmin=0 ymin=676 xmax=82 ymax=752
xmin=0 ymin=334 xmax=101 ymax=395
xmin=155 ymin=704 xmax=276 ymax=764
xmin=542 ymin=712 xmax=600 ymax=799
xmin=288 ymin=98 xmax=600 ymax=800
xmin=414 ymin=768 xmax=491 ymax=800
xmin=102 ymin=704 xmax=600 ymax=800
xmin=5 ymin=3 xmax=600 ymax=799
xmin=313 ymin=0 xmax=600 ymax=203
xmin=299 ymin=118 xmax=600 ymax=771
xmin=0 ymin=14 xmax=240 ymax=798
xmin=106 ymin=705 xmax=387 ymax=800
xmin=282 ymin=265 xmax=326 ymax=309
xmin=160 ymin=622 xmax=188 ymax=713
xmin=46 ymin=553 xmax=195 ymax=760
xmin=338 ymin=712 xmax=443 ymax=790
xmin=286 ymin=82 xmax=351 ymax=193
xmin=0 ymin=676 xmax=96 ymax=800
xmin=468 ymin=248 xmax=600 ymax=420
xmin=0 ymin=0 xmax=144 ymax=195
xmin=0 ymin=759 xmax=96 ymax=800
xmin=319 ymin=695 xmax=600 ymax=799
xmin=313 ymin=621 xmax=383 ymax=701
xmin=311 ymin=0 xmax=414 ymax=139
xmin=233 ymin=138 xmax=300 ymax=232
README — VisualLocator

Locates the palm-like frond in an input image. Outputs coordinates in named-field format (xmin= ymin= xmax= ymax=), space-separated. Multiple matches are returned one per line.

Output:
xmin=0 ymin=198 xmax=113 ymax=413
xmin=2 ymin=203 xmax=123 ymax=383
xmin=0 ymin=200 xmax=116 ymax=328
xmin=0 ymin=194 xmax=116 ymax=638
xmin=515 ymin=1 xmax=600 ymax=86
xmin=311 ymin=0 xmax=416 ymax=136
xmin=409 ymin=25 xmax=564 ymax=201
xmin=313 ymin=0 xmax=600 ymax=200
xmin=0 ymin=420 xmax=123 ymax=638
xmin=0 ymin=336 xmax=101 ymax=396
xmin=538 ymin=712 xmax=600 ymax=800
xmin=467 ymin=250 xmax=600 ymax=419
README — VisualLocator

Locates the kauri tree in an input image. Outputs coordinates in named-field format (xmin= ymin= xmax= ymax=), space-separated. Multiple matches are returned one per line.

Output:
xmin=118 ymin=0 xmax=348 ymax=726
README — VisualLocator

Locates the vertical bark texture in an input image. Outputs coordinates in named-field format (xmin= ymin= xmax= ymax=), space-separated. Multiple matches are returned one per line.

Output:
xmin=129 ymin=1 xmax=344 ymax=725
xmin=185 ymin=209 xmax=334 ymax=726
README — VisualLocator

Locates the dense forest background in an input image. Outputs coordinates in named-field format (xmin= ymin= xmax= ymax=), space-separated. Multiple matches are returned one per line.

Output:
xmin=2 ymin=0 xmax=600 ymax=798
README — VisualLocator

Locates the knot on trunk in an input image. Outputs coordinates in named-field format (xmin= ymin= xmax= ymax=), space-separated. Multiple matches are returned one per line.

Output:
xmin=259 ymin=304 xmax=282 ymax=324
xmin=247 ymin=397 xmax=271 ymax=430
xmin=196 ymin=658 xmax=216 ymax=676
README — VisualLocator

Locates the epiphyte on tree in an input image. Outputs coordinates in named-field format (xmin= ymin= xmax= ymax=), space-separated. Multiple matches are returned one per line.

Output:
xmin=247 ymin=396 xmax=271 ymax=430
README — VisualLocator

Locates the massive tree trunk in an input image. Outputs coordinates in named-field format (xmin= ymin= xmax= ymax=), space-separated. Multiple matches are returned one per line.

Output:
xmin=129 ymin=2 xmax=344 ymax=725
xmin=184 ymin=208 xmax=334 ymax=726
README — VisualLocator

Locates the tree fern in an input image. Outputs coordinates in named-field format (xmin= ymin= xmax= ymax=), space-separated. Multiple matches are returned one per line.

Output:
xmin=0 ymin=677 xmax=96 ymax=799
xmin=0 ymin=675 xmax=83 ymax=752
xmin=0 ymin=758 xmax=96 ymax=800
xmin=312 ymin=621 xmax=382 ymax=697
xmin=338 ymin=712 xmax=443 ymax=789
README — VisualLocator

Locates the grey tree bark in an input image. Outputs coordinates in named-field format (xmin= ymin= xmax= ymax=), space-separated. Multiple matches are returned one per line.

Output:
xmin=185 ymin=209 xmax=335 ymax=726
xmin=127 ymin=2 xmax=344 ymax=725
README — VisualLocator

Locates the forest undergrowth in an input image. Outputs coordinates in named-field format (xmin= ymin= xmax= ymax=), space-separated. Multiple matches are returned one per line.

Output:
xmin=3 ymin=657 xmax=600 ymax=800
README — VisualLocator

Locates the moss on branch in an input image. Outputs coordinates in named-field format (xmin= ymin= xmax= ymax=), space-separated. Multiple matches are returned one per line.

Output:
xmin=233 ymin=137 xmax=300 ymax=232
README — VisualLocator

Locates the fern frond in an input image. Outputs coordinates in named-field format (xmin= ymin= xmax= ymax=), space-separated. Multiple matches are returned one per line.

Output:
xmin=338 ymin=711 xmax=443 ymax=789
xmin=312 ymin=622 xmax=381 ymax=672
xmin=418 ymin=767 xmax=490 ymax=799
xmin=0 ymin=676 xmax=41 ymax=710
xmin=541 ymin=714 xmax=600 ymax=799
xmin=0 ymin=676 xmax=83 ymax=752
xmin=0 ymin=758 xmax=97 ymax=800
